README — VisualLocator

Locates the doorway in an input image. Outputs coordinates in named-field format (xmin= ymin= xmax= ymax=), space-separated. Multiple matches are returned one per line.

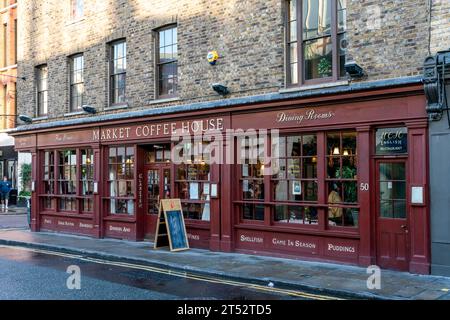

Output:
xmin=143 ymin=144 xmax=172 ymax=238
xmin=376 ymin=160 xmax=410 ymax=271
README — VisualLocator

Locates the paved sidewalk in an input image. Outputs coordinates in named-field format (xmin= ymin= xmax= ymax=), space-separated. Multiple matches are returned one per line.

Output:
xmin=0 ymin=206 xmax=28 ymax=215
xmin=0 ymin=229 xmax=449 ymax=300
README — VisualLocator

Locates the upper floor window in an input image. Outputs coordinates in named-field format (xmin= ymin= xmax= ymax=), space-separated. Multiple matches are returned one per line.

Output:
xmin=36 ymin=65 xmax=48 ymax=116
xmin=69 ymin=54 xmax=84 ymax=111
xmin=1 ymin=23 xmax=7 ymax=68
xmin=70 ymin=0 xmax=84 ymax=20
xmin=286 ymin=0 xmax=347 ymax=85
xmin=109 ymin=40 xmax=126 ymax=105
xmin=156 ymin=25 xmax=178 ymax=98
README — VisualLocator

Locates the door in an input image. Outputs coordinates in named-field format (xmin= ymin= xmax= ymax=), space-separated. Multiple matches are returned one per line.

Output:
xmin=144 ymin=165 xmax=171 ymax=238
xmin=376 ymin=161 xmax=410 ymax=271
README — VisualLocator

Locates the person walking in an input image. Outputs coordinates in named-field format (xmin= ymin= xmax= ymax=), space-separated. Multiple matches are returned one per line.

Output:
xmin=0 ymin=176 xmax=12 ymax=210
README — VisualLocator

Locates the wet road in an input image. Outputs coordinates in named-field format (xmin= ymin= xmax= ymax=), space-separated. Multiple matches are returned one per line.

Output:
xmin=0 ymin=245 xmax=337 ymax=300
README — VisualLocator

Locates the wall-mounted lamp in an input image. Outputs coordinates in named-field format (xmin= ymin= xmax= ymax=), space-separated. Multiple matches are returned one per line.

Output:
xmin=82 ymin=105 xmax=97 ymax=114
xmin=18 ymin=115 xmax=33 ymax=124
xmin=423 ymin=49 xmax=450 ymax=125
xmin=344 ymin=61 xmax=365 ymax=78
xmin=212 ymin=83 xmax=229 ymax=96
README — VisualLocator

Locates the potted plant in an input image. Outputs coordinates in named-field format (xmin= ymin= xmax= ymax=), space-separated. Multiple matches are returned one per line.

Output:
xmin=17 ymin=163 xmax=32 ymax=207
xmin=336 ymin=166 xmax=359 ymax=226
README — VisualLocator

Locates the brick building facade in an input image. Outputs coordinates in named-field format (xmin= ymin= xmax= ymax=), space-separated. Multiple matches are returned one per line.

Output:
xmin=12 ymin=0 xmax=448 ymax=274
xmin=0 ymin=0 xmax=17 ymax=191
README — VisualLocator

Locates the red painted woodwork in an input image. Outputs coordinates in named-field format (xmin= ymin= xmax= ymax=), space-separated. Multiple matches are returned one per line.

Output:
xmin=12 ymin=86 xmax=431 ymax=274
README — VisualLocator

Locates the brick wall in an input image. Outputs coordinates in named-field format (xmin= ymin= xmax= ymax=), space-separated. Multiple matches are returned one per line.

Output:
xmin=0 ymin=0 xmax=17 ymax=131
xmin=430 ymin=0 xmax=450 ymax=54
xmin=16 ymin=0 xmax=438 ymax=125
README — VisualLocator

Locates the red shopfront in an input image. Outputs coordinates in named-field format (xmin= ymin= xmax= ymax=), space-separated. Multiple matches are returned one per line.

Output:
xmin=13 ymin=86 xmax=430 ymax=274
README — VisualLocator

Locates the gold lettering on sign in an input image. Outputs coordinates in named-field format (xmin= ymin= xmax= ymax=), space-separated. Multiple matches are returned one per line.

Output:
xmin=92 ymin=118 xmax=224 ymax=142
xmin=276 ymin=109 xmax=335 ymax=124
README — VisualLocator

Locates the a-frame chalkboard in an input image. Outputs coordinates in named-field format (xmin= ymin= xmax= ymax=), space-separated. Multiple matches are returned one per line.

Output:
xmin=154 ymin=199 xmax=190 ymax=252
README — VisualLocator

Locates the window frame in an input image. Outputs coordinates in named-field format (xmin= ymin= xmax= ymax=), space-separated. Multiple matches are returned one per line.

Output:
xmin=234 ymin=129 xmax=360 ymax=231
xmin=174 ymin=141 xmax=211 ymax=222
xmin=36 ymin=64 xmax=49 ymax=117
xmin=69 ymin=53 xmax=84 ymax=112
xmin=107 ymin=145 xmax=135 ymax=216
xmin=39 ymin=148 xmax=95 ymax=215
xmin=109 ymin=39 xmax=127 ymax=106
xmin=285 ymin=0 xmax=347 ymax=87
xmin=155 ymin=24 xmax=178 ymax=99
xmin=70 ymin=0 xmax=84 ymax=21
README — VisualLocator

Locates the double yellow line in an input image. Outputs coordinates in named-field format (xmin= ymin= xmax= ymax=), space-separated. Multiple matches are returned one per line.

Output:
xmin=1 ymin=245 xmax=343 ymax=300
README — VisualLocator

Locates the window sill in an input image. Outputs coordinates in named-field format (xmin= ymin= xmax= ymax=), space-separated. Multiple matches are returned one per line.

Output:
xmin=105 ymin=103 xmax=129 ymax=111
xmin=147 ymin=97 xmax=180 ymax=105
xmin=65 ymin=18 xmax=85 ymax=27
xmin=63 ymin=111 xmax=85 ymax=117
xmin=32 ymin=116 xmax=49 ymax=121
xmin=280 ymin=80 xmax=349 ymax=94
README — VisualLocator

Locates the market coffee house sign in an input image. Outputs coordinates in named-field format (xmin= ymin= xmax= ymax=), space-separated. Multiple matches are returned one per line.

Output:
xmin=92 ymin=118 xmax=225 ymax=142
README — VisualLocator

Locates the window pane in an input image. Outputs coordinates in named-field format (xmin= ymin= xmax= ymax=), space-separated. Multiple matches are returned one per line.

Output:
xmin=289 ymin=42 xmax=298 ymax=63
xmin=338 ymin=0 xmax=347 ymax=32
xmin=304 ymin=36 xmax=332 ymax=80
xmin=303 ymin=0 xmax=332 ymax=39
xmin=274 ymin=180 xmax=288 ymax=201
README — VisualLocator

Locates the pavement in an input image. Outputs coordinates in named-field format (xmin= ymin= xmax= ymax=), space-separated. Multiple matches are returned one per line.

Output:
xmin=0 ymin=229 xmax=449 ymax=300
xmin=0 ymin=206 xmax=28 ymax=216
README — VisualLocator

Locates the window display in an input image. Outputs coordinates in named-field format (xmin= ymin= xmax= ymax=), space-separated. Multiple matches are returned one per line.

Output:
xmin=108 ymin=146 xmax=135 ymax=215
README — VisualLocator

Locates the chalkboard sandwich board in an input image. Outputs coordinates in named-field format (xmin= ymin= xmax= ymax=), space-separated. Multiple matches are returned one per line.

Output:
xmin=154 ymin=199 xmax=190 ymax=252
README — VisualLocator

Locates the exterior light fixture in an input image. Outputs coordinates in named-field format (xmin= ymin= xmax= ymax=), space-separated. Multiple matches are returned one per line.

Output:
xmin=82 ymin=105 xmax=97 ymax=114
xmin=423 ymin=49 xmax=450 ymax=125
xmin=212 ymin=83 xmax=229 ymax=96
xmin=344 ymin=61 xmax=365 ymax=78
xmin=18 ymin=115 xmax=33 ymax=124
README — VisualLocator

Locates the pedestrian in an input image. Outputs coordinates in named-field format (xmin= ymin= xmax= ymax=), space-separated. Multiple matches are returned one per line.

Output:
xmin=0 ymin=176 xmax=12 ymax=210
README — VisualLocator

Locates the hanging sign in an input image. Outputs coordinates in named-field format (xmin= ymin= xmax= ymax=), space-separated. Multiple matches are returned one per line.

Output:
xmin=376 ymin=127 xmax=408 ymax=155
xmin=154 ymin=199 xmax=190 ymax=252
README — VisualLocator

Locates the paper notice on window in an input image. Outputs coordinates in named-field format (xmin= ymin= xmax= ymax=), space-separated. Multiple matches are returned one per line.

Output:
xmin=387 ymin=182 xmax=393 ymax=189
xmin=243 ymin=180 xmax=249 ymax=192
xmin=242 ymin=164 xmax=249 ymax=177
xmin=190 ymin=182 xmax=199 ymax=200
xmin=203 ymin=183 xmax=210 ymax=195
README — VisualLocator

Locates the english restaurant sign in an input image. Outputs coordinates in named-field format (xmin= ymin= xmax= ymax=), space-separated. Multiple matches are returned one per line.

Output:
xmin=376 ymin=127 xmax=408 ymax=154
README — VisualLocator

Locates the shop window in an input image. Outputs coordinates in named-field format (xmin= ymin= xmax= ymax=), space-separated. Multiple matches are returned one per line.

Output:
xmin=58 ymin=150 xmax=77 ymax=212
xmin=40 ymin=148 xmax=95 ymax=213
xmin=175 ymin=142 xmax=210 ymax=221
xmin=286 ymin=0 xmax=347 ymax=85
xmin=326 ymin=132 xmax=358 ymax=227
xmin=108 ymin=146 xmax=135 ymax=215
xmin=156 ymin=25 xmax=178 ymax=98
xmin=272 ymin=134 xmax=318 ymax=224
xmin=42 ymin=151 xmax=55 ymax=210
xmin=145 ymin=144 xmax=171 ymax=164
xmin=239 ymin=136 xmax=265 ymax=221
xmin=80 ymin=149 xmax=94 ymax=212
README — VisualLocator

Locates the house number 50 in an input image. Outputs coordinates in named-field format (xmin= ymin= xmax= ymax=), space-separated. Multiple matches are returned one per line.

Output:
xmin=360 ymin=183 xmax=369 ymax=191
